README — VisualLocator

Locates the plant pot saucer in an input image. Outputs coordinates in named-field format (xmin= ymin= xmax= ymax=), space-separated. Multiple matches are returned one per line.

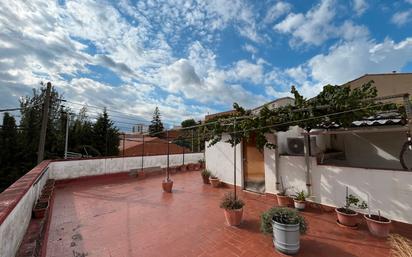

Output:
xmin=336 ymin=219 xmax=359 ymax=230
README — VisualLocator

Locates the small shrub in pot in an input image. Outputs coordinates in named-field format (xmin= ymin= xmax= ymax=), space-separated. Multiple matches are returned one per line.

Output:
xmin=364 ymin=210 xmax=391 ymax=237
xmin=336 ymin=187 xmax=367 ymax=228
xmin=292 ymin=190 xmax=308 ymax=211
xmin=200 ymin=169 xmax=211 ymax=184
xmin=220 ymin=192 xmax=244 ymax=226
xmin=261 ymin=207 xmax=307 ymax=255
xmin=209 ymin=175 xmax=220 ymax=188
xmin=276 ymin=177 xmax=293 ymax=207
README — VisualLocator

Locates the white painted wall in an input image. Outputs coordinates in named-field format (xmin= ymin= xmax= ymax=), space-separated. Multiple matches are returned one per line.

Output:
xmin=0 ymin=167 xmax=49 ymax=257
xmin=48 ymin=153 xmax=203 ymax=180
xmin=205 ymin=134 xmax=243 ymax=187
xmin=207 ymin=132 xmax=412 ymax=223
xmin=263 ymin=154 xmax=412 ymax=224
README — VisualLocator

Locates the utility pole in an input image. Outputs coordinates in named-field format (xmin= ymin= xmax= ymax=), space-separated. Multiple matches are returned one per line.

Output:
xmin=37 ymin=82 xmax=52 ymax=164
xmin=64 ymin=113 xmax=71 ymax=159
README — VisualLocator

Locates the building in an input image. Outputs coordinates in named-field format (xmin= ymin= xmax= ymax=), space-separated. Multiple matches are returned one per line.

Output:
xmin=132 ymin=123 xmax=148 ymax=134
xmin=119 ymin=134 xmax=191 ymax=156
xmin=205 ymin=72 xmax=412 ymax=224
xmin=343 ymin=72 xmax=412 ymax=101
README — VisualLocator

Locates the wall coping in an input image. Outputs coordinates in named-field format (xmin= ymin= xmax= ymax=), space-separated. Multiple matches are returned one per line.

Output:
xmin=50 ymin=152 xmax=204 ymax=162
xmin=0 ymin=160 xmax=50 ymax=225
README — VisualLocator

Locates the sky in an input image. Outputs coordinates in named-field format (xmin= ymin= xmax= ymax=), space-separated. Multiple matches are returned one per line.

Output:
xmin=1 ymin=0 xmax=412 ymax=130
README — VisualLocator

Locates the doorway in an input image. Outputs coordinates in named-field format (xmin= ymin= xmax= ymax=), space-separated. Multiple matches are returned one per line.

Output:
xmin=243 ymin=134 xmax=265 ymax=193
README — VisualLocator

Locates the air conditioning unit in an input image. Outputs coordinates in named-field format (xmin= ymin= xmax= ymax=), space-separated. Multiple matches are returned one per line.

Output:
xmin=286 ymin=137 xmax=318 ymax=156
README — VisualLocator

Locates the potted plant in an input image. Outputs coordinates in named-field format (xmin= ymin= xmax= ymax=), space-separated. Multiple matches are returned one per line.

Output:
xmin=336 ymin=187 xmax=367 ymax=228
xmin=364 ymin=210 xmax=391 ymax=237
xmin=180 ymin=164 xmax=187 ymax=172
xmin=198 ymin=158 xmax=205 ymax=169
xmin=33 ymin=201 xmax=49 ymax=219
xmin=261 ymin=207 xmax=307 ymax=255
xmin=220 ymin=192 xmax=244 ymax=226
xmin=209 ymin=175 xmax=220 ymax=188
xmin=276 ymin=177 xmax=292 ymax=207
xmin=201 ymin=169 xmax=211 ymax=184
xmin=292 ymin=190 xmax=308 ymax=211
xmin=162 ymin=166 xmax=173 ymax=193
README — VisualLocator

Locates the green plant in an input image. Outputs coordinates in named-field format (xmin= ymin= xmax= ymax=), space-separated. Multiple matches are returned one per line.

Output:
xmin=293 ymin=190 xmax=308 ymax=201
xmin=201 ymin=169 xmax=211 ymax=177
xmin=198 ymin=158 xmax=205 ymax=164
xmin=341 ymin=187 xmax=367 ymax=214
xmin=203 ymin=81 xmax=402 ymax=151
xmin=260 ymin=207 xmax=307 ymax=234
xmin=220 ymin=192 xmax=244 ymax=210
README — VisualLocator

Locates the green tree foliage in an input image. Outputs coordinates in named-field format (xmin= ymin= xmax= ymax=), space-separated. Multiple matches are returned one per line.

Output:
xmin=0 ymin=83 xmax=120 ymax=192
xmin=149 ymin=107 xmax=164 ymax=136
xmin=174 ymin=118 xmax=204 ymax=152
xmin=204 ymin=81 xmax=398 ymax=150
xmin=0 ymin=113 xmax=20 ymax=190
xmin=181 ymin=119 xmax=196 ymax=128
xmin=92 ymin=109 xmax=120 ymax=156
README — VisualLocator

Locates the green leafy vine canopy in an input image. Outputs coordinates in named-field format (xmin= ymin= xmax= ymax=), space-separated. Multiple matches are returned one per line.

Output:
xmin=203 ymin=81 xmax=404 ymax=150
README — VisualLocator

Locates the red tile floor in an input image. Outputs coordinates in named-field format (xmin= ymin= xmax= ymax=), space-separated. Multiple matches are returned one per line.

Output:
xmin=45 ymin=171 xmax=412 ymax=257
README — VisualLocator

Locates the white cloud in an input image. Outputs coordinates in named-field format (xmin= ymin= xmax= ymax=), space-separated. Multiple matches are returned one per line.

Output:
xmin=274 ymin=0 xmax=368 ymax=46
xmin=353 ymin=0 xmax=368 ymax=15
xmin=391 ymin=10 xmax=412 ymax=26
xmin=242 ymin=44 xmax=258 ymax=55
xmin=263 ymin=1 xmax=292 ymax=24
xmin=308 ymin=38 xmax=412 ymax=85
xmin=274 ymin=0 xmax=335 ymax=46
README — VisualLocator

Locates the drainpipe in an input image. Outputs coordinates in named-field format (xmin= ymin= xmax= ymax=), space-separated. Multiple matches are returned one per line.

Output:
xmin=274 ymin=133 xmax=281 ymax=191
xmin=304 ymin=134 xmax=312 ymax=196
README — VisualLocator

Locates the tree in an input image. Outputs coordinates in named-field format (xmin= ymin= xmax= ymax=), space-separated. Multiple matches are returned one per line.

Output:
xmin=92 ymin=109 xmax=120 ymax=156
xmin=0 ymin=113 xmax=20 ymax=191
xmin=149 ymin=107 xmax=164 ymax=136
xmin=181 ymin=119 xmax=196 ymax=128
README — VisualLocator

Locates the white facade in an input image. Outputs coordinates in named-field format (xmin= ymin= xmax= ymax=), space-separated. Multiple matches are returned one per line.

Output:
xmin=205 ymin=131 xmax=412 ymax=224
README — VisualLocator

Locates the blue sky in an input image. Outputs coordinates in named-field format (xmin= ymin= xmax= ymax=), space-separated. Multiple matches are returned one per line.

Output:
xmin=1 ymin=0 xmax=412 ymax=129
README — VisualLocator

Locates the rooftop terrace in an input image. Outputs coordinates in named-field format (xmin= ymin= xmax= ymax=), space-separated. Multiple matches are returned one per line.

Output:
xmin=1 ymin=155 xmax=411 ymax=257
xmin=44 ymin=171 xmax=412 ymax=256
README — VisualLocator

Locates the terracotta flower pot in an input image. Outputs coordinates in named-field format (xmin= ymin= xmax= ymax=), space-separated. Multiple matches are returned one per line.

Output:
xmin=33 ymin=202 xmax=48 ymax=219
xmin=294 ymin=200 xmax=306 ymax=210
xmin=202 ymin=175 xmax=210 ymax=184
xmin=224 ymin=208 xmax=243 ymax=226
xmin=162 ymin=180 xmax=173 ymax=193
xmin=180 ymin=165 xmax=187 ymax=172
xmin=277 ymin=194 xmax=293 ymax=207
xmin=336 ymin=208 xmax=359 ymax=227
xmin=364 ymin=214 xmax=391 ymax=237
xmin=209 ymin=178 xmax=220 ymax=188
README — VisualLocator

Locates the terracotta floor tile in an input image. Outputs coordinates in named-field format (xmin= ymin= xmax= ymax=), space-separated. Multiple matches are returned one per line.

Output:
xmin=45 ymin=170 xmax=412 ymax=257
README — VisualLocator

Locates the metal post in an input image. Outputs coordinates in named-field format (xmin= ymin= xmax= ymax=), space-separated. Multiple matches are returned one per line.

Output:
xmin=304 ymin=134 xmax=312 ymax=196
xmin=64 ymin=113 xmax=70 ymax=159
xmin=191 ymin=129 xmax=194 ymax=153
xmin=182 ymin=144 xmax=185 ymax=165
xmin=233 ymin=118 xmax=237 ymax=200
xmin=403 ymin=94 xmax=412 ymax=131
xmin=274 ymin=133 xmax=280 ymax=190
xmin=141 ymin=135 xmax=144 ymax=172
xmin=122 ymin=133 xmax=125 ymax=157
xmin=197 ymin=129 xmax=200 ymax=152
xmin=167 ymin=130 xmax=170 ymax=181
xmin=37 ymin=82 xmax=52 ymax=164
